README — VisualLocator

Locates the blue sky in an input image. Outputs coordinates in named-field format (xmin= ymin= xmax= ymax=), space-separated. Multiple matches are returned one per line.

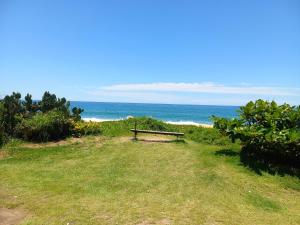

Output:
xmin=1 ymin=0 xmax=299 ymax=105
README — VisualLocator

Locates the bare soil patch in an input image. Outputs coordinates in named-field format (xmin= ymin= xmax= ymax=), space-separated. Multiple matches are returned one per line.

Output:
xmin=119 ymin=135 xmax=176 ymax=143
xmin=136 ymin=218 xmax=171 ymax=225
xmin=0 ymin=151 xmax=8 ymax=160
xmin=0 ymin=208 xmax=26 ymax=225
xmin=20 ymin=137 xmax=84 ymax=148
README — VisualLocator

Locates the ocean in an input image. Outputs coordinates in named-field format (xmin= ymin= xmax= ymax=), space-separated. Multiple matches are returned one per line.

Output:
xmin=70 ymin=101 xmax=239 ymax=125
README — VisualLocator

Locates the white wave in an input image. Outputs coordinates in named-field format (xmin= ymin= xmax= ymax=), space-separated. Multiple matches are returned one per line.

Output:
xmin=82 ymin=117 xmax=122 ymax=122
xmin=165 ymin=121 xmax=213 ymax=127
xmin=82 ymin=117 xmax=213 ymax=127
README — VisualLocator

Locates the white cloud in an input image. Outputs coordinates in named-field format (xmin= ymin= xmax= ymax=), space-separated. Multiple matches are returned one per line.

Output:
xmin=81 ymin=82 xmax=300 ymax=105
xmin=99 ymin=82 xmax=300 ymax=96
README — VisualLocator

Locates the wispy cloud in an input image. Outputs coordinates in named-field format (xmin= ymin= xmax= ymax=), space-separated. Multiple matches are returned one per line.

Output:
xmin=81 ymin=82 xmax=300 ymax=105
xmin=99 ymin=82 xmax=300 ymax=96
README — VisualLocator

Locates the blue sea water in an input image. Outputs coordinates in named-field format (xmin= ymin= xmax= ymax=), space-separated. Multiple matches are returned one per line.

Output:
xmin=70 ymin=101 xmax=239 ymax=125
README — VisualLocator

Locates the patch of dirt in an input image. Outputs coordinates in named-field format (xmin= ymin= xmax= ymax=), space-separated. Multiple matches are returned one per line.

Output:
xmin=20 ymin=137 xmax=84 ymax=148
xmin=139 ymin=135 xmax=174 ymax=141
xmin=118 ymin=136 xmax=133 ymax=143
xmin=136 ymin=135 xmax=180 ymax=144
xmin=119 ymin=135 xmax=176 ymax=143
xmin=89 ymin=136 xmax=104 ymax=148
xmin=136 ymin=218 xmax=171 ymax=225
xmin=0 ymin=151 xmax=8 ymax=160
xmin=0 ymin=208 xmax=26 ymax=225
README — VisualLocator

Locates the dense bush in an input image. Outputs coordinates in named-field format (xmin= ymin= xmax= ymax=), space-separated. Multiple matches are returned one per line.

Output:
xmin=1 ymin=92 xmax=23 ymax=136
xmin=212 ymin=100 xmax=300 ymax=163
xmin=0 ymin=91 xmax=84 ymax=143
xmin=15 ymin=110 xmax=73 ymax=142
xmin=0 ymin=124 xmax=6 ymax=146
xmin=0 ymin=102 xmax=4 ymax=146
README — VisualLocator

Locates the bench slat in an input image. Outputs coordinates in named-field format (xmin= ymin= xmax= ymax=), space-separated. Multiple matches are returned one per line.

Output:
xmin=130 ymin=129 xmax=184 ymax=136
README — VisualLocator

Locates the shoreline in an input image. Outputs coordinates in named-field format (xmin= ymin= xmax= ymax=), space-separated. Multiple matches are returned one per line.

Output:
xmin=82 ymin=117 xmax=213 ymax=128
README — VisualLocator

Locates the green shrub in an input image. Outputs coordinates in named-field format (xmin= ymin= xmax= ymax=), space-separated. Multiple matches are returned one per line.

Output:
xmin=0 ymin=125 xmax=6 ymax=147
xmin=212 ymin=100 xmax=300 ymax=163
xmin=1 ymin=92 xmax=23 ymax=136
xmin=0 ymin=91 xmax=84 ymax=142
xmin=15 ymin=110 xmax=73 ymax=142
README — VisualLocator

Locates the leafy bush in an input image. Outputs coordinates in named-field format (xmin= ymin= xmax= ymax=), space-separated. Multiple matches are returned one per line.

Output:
xmin=1 ymin=92 xmax=23 ymax=136
xmin=15 ymin=110 xmax=73 ymax=142
xmin=0 ymin=125 xmax=6 ymax=147
xmin=0 ymin=91 xmax=84 ymax=142
xmin=212 ymin=100 xmax=300 ymax=163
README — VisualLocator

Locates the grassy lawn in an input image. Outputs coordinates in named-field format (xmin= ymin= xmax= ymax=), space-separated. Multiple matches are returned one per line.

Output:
xmin=0 ymin=135 xmax=299 ymax=225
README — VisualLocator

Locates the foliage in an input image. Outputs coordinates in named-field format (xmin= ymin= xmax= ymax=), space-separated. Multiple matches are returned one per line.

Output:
xmin=0 ymin=91 xmax=84 ymax=142
xmin=71 ymin=107 xmax=84 ymax=121
xmin=73 ymin=121 xmax=101 ymax=136
xmin=1 ymin=92 xmax=23 ymax=136
xmin=0 ymin=124 xmax=5 ymax=147
xmin=39 ymin=91 xmax=70 ymax=114
xmin=15 ymin=110 xmax=73 ymax=142
xmin=22 ymin=93 xmax=39 ymax=117
xmin=212 ymin=100 xmax=300 ymax=163
xmin=0 ymin=102 xmax=4 ymax=146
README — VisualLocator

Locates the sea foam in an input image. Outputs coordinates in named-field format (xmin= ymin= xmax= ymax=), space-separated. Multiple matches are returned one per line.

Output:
xmin=165 ymin=121 xmax=212 ymax=127
xmin=82 ymin=117 xmax=212 ymax=127
xmin=82 ymin=117 xmax=122 ymax=122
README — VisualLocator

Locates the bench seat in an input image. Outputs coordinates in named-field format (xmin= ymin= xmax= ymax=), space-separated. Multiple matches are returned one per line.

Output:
xmin=130 ymin=129 xmax=184 ymax=136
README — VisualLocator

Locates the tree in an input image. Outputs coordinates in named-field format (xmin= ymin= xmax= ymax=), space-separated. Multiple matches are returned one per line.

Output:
xmin=71 ymin=107 xmax=84 ymax=121
xmin=39 ymin=91 xmax=70 ymax=115
xmin=0 ymin=102 xmax=5 ymax=146
xmin=39 ymin=91 xmax=58 ymax=113
xmin=1 ymin=92 xmax=23 ymax=135
xmin=23 ymin=93 xmax=33 ymax=112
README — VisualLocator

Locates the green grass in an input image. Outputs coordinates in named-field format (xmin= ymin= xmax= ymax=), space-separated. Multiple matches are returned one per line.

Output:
xmin=0 ymin=134 xmax=299 ymax=224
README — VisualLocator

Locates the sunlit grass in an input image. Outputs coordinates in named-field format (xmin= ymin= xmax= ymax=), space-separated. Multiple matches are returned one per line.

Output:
xmin=0 ymin=135 xmax=299 ymax=224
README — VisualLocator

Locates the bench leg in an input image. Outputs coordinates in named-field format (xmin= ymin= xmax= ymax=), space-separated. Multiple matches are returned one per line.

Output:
xmin=134 ymin=131 xmax=137 ymax=140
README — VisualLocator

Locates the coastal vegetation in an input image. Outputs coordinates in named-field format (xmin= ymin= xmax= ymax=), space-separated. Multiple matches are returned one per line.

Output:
xmin=213 ymin=100 xmax=300 ymax=174
xmin=0 ymin=92 xmax=229 ymax=146
xmin=0 ymin=91 xmax=84 ymax=144
xmin=0 ymin=93 xmax=299 ymax=224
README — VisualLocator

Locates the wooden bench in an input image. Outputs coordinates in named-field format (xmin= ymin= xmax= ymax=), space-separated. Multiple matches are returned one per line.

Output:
xmin=130 ymin=128 xmax=184 ymax=140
